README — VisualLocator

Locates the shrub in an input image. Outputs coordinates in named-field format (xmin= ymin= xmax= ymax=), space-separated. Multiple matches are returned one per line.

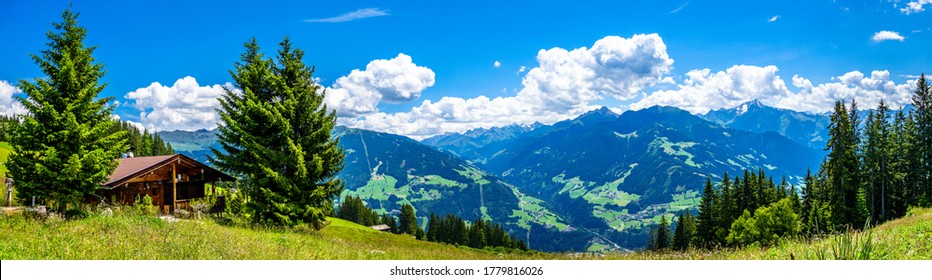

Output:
xmin=727 ymin=198 xmax=800 ymax=246
xmin=131 ymin=194 xmax=158 ymax=216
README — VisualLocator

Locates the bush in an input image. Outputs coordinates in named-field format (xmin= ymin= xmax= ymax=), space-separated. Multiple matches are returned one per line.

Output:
xmin=132 ymin=194 xmax=158 ymax=216
xmin=64 ymin=208 xmax=89 ymax=219
xmin=190 ymin=197 xmax=212 ymax=216
xmin=227 ymin=192 xmax=242 ymax=213
xmin=727 ymin=198 xmax=800 ymax=246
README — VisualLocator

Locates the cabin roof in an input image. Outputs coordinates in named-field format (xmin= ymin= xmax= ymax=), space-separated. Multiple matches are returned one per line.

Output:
xmin=369 ymin=224 xmax=391 ymax=231
xmin=102 ymin=154 xmax=235 ymax=188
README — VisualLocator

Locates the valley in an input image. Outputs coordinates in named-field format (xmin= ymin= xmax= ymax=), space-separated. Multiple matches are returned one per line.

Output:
xmin=161 ymin=102 xmax=829 ymax=252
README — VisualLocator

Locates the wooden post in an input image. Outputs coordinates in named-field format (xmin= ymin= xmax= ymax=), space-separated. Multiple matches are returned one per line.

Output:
xmin=172 ymin=161 xmax=177 ymax=212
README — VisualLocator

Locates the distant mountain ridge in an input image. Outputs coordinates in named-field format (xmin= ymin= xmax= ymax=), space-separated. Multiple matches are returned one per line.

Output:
xmin=701 ymin=99 xmax=831 ymax=150
xmin=160 ymin=102 xmax=829 ymax=252
xmin=422 ymin=123 xmax=541 ymax=164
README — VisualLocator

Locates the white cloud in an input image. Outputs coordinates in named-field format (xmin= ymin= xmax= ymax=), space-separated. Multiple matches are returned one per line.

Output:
xmin=493 ymin=61 xmax=502 ymax=68
xmin=304 ymin=8 xmax=389 ymax=23
xmin=777 ymin=70 xmax=916 ymax=113
xmin=123 ymin=76 xmax=227 ymax=131
xmin=630 ymin=65 xmax=792 ymax=114
xmin=518 ymin=34 xmax=674 ymax=112
xmin=670 ymin=2 xmax=689 ymax=14
xmin=338 ymin=34 xmax=674 ymax=139
xmin=339 ymin=96 xmax=568 ymax=140
xmin=323 ymin=53 xmax=435 ymax=117
xmin=768 ymin=15 xmax=780 ymax=22
xmin=630 ymin=65 xmax=917 ymax=115
xmin=0 ymin=80 xmax=27 ymax=116
xmin=901 ymin=0 xmax=932 ymax=14
xmin=516 ymin=66 xmax=527 ymax=75
xmin=871 ymin=31 xmax=906 ymax=42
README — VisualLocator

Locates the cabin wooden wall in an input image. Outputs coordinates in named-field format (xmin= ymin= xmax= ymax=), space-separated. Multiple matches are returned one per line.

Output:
xmin=108 ymin=182 xmax=167 ymax=206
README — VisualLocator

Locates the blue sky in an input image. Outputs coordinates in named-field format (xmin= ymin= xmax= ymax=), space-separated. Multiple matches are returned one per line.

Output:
xmin=1 ymin=0 xmax=930 ymax=138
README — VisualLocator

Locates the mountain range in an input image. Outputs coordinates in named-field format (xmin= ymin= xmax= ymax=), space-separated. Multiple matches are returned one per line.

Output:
xmin=159 ymin=101 xmax=829 ymax=252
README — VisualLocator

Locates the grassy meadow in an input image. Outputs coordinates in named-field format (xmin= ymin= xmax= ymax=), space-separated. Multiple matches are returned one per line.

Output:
xmin=0 ymin=207 xmax=929 ymax=260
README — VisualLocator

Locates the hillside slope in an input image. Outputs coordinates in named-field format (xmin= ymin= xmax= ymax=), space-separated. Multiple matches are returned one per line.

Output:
xmin=606 ymin=207 xmax=932 ymax=260
xmin=2 ymin=208 xmax=928 ymax=259
xmin=0 ymin=214 xmax=547 ymax=260
xmin=482 ymin=106 xmax=824 ymax=249
xmin=333 ymin=126 xmax=597 ymax=252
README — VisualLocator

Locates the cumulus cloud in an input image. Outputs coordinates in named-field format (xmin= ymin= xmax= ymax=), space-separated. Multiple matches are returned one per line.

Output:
xmin=629 ymin=64 xmax=916 ymax=115
xmin=871 ymin=31 xmax=906 ymax=42
xmin=518 ymin=34 xmax=674 ymax=112
xmin=630 ymin=65 xmax=791 ymax=114
xmin=0 ymin=80 xmax=27 ymax=116
xmin=339 ymin=96 xmax=561 ymax=139
xmin=901 ymin=0 xmax=932 ymax=14
xmin=338 ymin=34 xmax=674 ymax=139
xmin=768 ymin=15 xmax=780 ymax=22
xmin=777 ymin=70 xmax=916 ymax=113
xmin=124 ymin=76 xmax=227 ymax=131
xmin=304 ymin=8 xmax=389 ymax=23
xmin=493 ymin=61 xmax=501 ymax=68
xmin=323 ymin=53 xmax=435 ymax=117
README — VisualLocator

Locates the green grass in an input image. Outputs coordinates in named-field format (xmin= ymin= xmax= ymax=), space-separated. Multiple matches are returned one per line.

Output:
xmin=654 ymin=137 xmax=700 ymax=168
xmin=554 ymin=174 xmax=589 ymax=199
xmin=0 ymin=141 xmax=12 ymax=178
xmin=603 ymin=207 xmax=932 ymax=260
xmin=508 ymin=185 xmax=568 ymax=231
xmin=0 ymin=212 xmax=549 ymax=260
xmin=1 ymin=141 xmax=12 ymax=206
xmin=455 ymin=167 xmax=490 ymax=185
xmin=668 ymin=190 xmax=701 ymax=211
xmin=420 ymin=175 xmax=466 ymax=188
xmin=2 ymin=208 xmax=928 ymax=259
xmin=342 ymin=175 xmax=400 ymax=201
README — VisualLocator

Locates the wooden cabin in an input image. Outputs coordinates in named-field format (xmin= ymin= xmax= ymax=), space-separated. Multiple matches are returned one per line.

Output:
xmin=99 ymin=154 xmax=234 ymax=213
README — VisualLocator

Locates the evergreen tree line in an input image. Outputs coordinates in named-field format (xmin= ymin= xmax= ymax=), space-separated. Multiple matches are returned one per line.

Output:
xmin=651 ymin=74 xmax=932 ymax=250
xmin=649 ymin=168 xmax=802 ymax=250
xmin=1 ymin=116 xmax=173 ymax=158
xmin=334 ymin=195 xmax=527 ymax=251
xmin=806 ymin=76 xmax=931 ymax=232
xmin=335 ymin=195 xmax=384 ymax=227
xmin=111 ymin=121 xmax=174 ymax=157
xmin=426 ymin=213 xmax=528 ymax=251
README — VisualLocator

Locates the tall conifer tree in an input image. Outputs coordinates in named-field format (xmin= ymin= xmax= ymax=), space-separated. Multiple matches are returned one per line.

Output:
xmin=212 ymin=38 xmax=343 ymax=228
xmin=10 ymin=8 xmax=126 ymax=210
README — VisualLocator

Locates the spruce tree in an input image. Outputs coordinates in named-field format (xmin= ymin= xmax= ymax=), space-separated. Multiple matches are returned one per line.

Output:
xmin=212 ymin=38 xmax=344 ymax=228
xmin=696 ymin=178 xmax=717 ymax=247
xmin=672 ymin=211 xmax=695 ymax=251
xmin=800 ymin=168 xmax=814 ymax=235
xmin=826 ymin=100 xmax=864 ymax=228
xmin=9 ymin=8 xmax=126 ymax=210
xmin=715 ymin=174 xmax=735 ymax=244
xmin=646 ymin=227 xmax=657 ymax=251
xmin=655 ymin=215 xmax=671 ymax=250
xmin=468 ymin=218 xmax=487 ymax=248
xmin=910 ymin=74 xmax=931 ymax=206
xmin=398 ymin=203 xmax=418 ymax=235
